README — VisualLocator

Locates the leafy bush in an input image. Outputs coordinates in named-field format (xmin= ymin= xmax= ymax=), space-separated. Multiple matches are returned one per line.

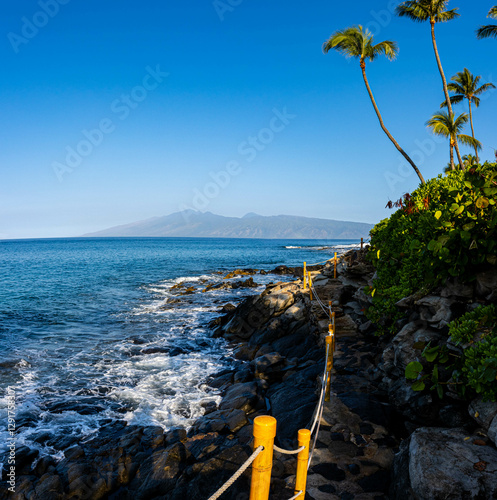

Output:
xmin=367 ymin=162 xmax=497 ymax=333
xmin=405 ymin=305 xmax=497 ymax=402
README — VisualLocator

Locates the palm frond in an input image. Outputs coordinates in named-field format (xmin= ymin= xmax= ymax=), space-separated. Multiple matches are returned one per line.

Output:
xmin=458 ymin=134 xmax=482 ymax=151
xmin=489 ymin=6 xmax=497 ymax=19
xmin=477 ymin=24 xmax=497 ymax=39
xmin=474 ymin=82 xmax=496 ymax=95
xmin=440 ymin=95 xmax=464 ymax=108
xmin=396 ymin=1 xmax=430 ymax=22
xmin=434 ymin=8 xmax=460 ymax=23
xmin=369 ymin=40 xmax=398 ymax=61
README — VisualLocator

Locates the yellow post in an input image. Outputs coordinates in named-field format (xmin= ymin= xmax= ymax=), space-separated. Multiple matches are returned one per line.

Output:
xmin=325 ymin=332 xmax=334 ymax=402
xmin=334 ymin=252 xmax=337 ymax=279
xmin=294 ymin=429 xmax=311 ymax=498
xmin=308 ymin=272 xmax=313 ymax=300
xmin=328 ymin=300 xmax=332 ymax=321
xmin=361 ymin=237 xmax=364 ymax=250
xmin=303 ymin=262 xmax=307 ymax=290
xmin=250 ymin=416 xmax=277 ymax=500
xmin=332 ymin=312 xmax=336 ymax=351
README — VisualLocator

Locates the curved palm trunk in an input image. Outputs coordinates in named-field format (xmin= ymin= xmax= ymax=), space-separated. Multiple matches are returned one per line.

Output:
xmin=430 ymin=20 xmax=464 ymax=169
xmin=468 ymin=98 xmax=479 ymax=163
xmin=360 ymin=61 xmax=425 ymax=184
xmin=450 ymin=138 xmax=455 ymax=170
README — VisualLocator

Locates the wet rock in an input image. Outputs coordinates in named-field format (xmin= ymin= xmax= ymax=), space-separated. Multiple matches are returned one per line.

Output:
xmin=233 ymin=343 xmax=258 ymax=361
xmin=127 ymin=443 xmax=188 ymax=498
xmin=191 ymin=409 xmax=248 ymax=434
xmin=219 ymin=381 xmax=263 ymax=413
xmin=252 ymin=352 xmax=286 ymax=381
xmin=224 ymin=269 xmax=258 ymax=279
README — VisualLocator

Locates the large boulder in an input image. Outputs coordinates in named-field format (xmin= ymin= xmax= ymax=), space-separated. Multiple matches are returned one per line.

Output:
xmin=393 ymin=427 xmax=497 ymax=500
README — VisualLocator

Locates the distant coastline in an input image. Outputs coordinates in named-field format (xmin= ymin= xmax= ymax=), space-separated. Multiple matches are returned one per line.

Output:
xmin=82 ymin=210 xmax=373 ymax=240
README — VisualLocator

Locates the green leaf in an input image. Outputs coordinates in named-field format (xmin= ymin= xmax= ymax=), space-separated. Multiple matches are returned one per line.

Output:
xmin=423 ymin=347 xmax=439 ymax=363
xmin=405 ymin=361 xmax=423 ymax=380
xmin=476 ymin=197 xmax=489 ymax=209
xmin=464 ymin=181 xmax=473 ymax=189
xmin=432 ymin=363 xmax=439 ymax=382
xmin=435 ymin=211 xmax=442 ymax=220
xmin=437 ymin=385 xmax=444 ymax=399
xmin=462 ymin=222 xmax=475 ymax=231
xmin=450 ymin=203 xmax=460 ymax=212
xmin=413 ymin=341 xmax=426 ymax=350
xmin=411 ymin=380 xmax=426 ymax=391
xmin=455 ymin=205 xmax=465 ymax=216
xmin=482 ymin=187 xmax=497 ymax=196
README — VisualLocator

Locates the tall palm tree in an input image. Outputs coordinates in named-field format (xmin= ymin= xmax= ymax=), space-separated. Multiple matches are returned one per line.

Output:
xmin=477 ymin=6 xmax=497 ymax=39
xmin=441 ymin=68 xmax=495 ymax=163
xmin=396 ymin=0 xmax=464 ymax=169
xmin=323 ymin=26 xmax=425 ymax=184
xmin=427 ymin=111 xmax=481 ymax=170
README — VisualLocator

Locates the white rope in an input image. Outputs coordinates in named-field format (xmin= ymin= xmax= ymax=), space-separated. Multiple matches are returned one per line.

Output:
xmin=308 ymin=398 xmax=325 ymax=470
xmin=273 ymin=444 xmax=305 ymax=455
xmin=288 ymin=491 xmax=304 ymax=500
xmin=207 ymin=445 xmax=264 ymax=500
xmin=311 ymin=285 xmax=332 ymax=320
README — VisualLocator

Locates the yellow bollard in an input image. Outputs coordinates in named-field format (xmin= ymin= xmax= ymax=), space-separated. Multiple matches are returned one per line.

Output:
xmin=331 ymin=312 xmax=336 ymax=352
xmin=250 ymin=416 xmax=277 ymax=500
xmin=328 ymin=300 xmax=333 ymax=321
xmin=303 ymin=262 xmax=307 ymax=290
xmin=334 ymin=252 xmax=337 ymax=279
xmin=294 ymin=429 xmax=311 ymax=498
xmin=325 ymin=333 xmax=334 ymax=402
xmin=308 ymin=272 xmax=313 ymax=300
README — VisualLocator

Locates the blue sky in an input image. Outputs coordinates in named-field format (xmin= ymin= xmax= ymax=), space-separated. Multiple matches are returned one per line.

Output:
xmin=1 ymin=0 xmax=496 ymax=239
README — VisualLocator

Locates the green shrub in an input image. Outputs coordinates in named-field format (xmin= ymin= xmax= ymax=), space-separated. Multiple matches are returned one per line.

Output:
xmin=405 ymin=305 xmax=497 ymax=402
xmin=368 ymin=162 xmax=497 ymax=333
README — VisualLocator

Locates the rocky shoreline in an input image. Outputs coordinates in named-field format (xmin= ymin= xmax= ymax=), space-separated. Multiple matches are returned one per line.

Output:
xmin=2 ymin=250 xmax=497 ymax=499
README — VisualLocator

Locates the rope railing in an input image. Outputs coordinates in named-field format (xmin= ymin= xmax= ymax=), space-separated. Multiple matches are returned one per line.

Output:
xmin=206 ymin=256 xmax=340 ymax=500
xmin=207 ymin=446 xmax=264 ymax=500
xmin=273 ymin=444 xmax=306 ymax=455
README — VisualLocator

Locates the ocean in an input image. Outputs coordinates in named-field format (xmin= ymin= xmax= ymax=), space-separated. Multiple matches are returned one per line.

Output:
xmin=0 ymin=237 xmax=359 ymax=467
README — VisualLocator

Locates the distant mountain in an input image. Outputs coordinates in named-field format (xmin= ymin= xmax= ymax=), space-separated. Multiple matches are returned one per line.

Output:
xmin=82 ymin=211 xmax=373 ymax=239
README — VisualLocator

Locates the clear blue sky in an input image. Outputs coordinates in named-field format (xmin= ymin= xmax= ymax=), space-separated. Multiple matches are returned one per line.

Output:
xmin=1 ymin=0 xmax=495 ymax=239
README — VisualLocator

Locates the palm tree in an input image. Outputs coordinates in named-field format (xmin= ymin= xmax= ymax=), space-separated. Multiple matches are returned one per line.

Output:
xmin=427 ymin=111 xmax=481 ymax=170
xmin=441 ymin=68 xmax=495 ymax=163
xmin=396 ymin=1 xmax=464 ymax=169
xmin=462 ymin=154 xmax=479 ymax=168
xmin=323 ymin=26 xmax=425 ymax=184
xmin=477 ymin=6 xmax=497 ymax=39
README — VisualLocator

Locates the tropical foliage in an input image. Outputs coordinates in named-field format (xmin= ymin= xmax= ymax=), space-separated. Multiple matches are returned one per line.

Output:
xmin=427 ymin=111 xmax=481 ymax=169
xmin=441 ymin=68 xmax=495 ymax=163
xmin=367 ymin=162 xmax=497 ymax=333
xmin=477 ymin=5 xmax=497 ymax=39
xmin=323 ymin=26 xmax=425 ymax=184
xmin=406 ymin=305 xmax=497 ymax=402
